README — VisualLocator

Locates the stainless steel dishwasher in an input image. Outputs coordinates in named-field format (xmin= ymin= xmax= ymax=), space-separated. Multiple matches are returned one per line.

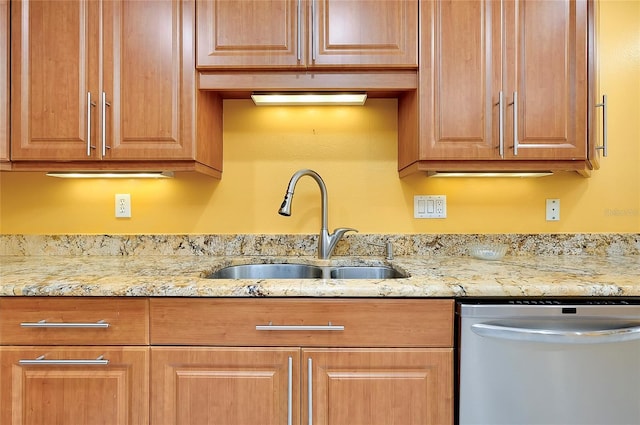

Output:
xmin=458 ymin=300 xmax=640 ymax=425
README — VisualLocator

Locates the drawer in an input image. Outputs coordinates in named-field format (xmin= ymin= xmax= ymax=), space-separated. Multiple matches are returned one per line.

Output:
xmin=150 ymin=298 xmax=454 ymax=347
xmin=0 ymin=297 xmax=149 ymax=345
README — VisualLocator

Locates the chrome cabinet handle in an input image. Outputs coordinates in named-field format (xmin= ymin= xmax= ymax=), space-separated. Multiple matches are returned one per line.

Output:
xmin=595 ymin=94 xmax=608 ymax=157
xmin=311 ymin=0 xmax=317 ymax=62
xmin=19 ymin=355 xmax=109 ymax=366
xmin=21 ymin=320 xmax=109 ymax=328
xmin=498 ymin=91 xmax=504 ymax=158
xmin=256 ymin=322 xmax=344 ymax=331
xmin=512 ymin=91 xmax=519 ymax=156
xmin=102 ymin=92 xmax=111 ymax=157
xmin=87 ymin=92 xmax=97 ymax=156
xmin=471 ymin=322 xmax=640 ymax=344
xmin=287 ymin=356 xmax=293 ymax=425
xmin=297 ymin=0 xmax=302 ymax=61
xmin=308 ymin=357 xmax=313 ymax=425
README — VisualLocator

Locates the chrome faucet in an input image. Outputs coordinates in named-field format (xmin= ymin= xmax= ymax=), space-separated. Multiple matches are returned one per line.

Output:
xmin=278 ymin=169 xmax=357 ymax=259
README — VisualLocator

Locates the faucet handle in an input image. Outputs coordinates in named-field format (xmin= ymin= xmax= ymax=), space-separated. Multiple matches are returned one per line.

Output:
xmin=332 ymin=227 xmax=358 ymax=238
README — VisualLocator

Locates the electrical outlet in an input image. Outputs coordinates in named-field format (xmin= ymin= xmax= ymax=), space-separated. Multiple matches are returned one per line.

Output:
xmin=546 ymin=198 xmax=560 ymax=221
xmin=414 ymin=195 xmax=447 ymax=218
xmin=115 ymin=194 xmax=131 ymax=218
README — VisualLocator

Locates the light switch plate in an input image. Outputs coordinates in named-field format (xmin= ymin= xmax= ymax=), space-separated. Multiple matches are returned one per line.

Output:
xmin=414 ymin=195 xmax=447 ymax=219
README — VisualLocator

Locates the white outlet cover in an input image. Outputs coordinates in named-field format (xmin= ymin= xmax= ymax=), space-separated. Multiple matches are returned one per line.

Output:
xmin=115 ymin=194 xmax=131 ymax=218
xmin=546 ymin=198 xmax=560 ymax=221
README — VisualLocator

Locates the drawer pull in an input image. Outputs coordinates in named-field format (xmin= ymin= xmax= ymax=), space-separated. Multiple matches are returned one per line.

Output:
xmin=256 ymin=322 xmax=344 ymax=331
xmin=20 ymin=319 xmax=110 ymax=329
xmin=19 ymin=355 xmax=109 ymax=366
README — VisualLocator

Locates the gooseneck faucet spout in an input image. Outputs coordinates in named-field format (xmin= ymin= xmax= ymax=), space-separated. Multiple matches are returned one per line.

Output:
xmin=278 ymin=169 xmax=357 ymax=259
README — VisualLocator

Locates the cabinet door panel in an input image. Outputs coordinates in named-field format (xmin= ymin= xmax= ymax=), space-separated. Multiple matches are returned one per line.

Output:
xmin=0 ymin=347 xmax=149 ymax=425
xmin=304 ymin=348 xmax=453 ymax=425
xmin=418 ymin=0 xmax=500 ymax=159
xmin=103 ymin=0 xmax=194 ymax=160
xmin=151 ymin=347 xmax=299 ymax=425
xmin=313 ymin=0 xmax=418 ymax=68
xmin=505 ymin=0 xmax=587 ymax=159
xmin=196 ymin=0 xmax=301 ymax=68
xmin=11 ymin=0 xmax=99 ymax=160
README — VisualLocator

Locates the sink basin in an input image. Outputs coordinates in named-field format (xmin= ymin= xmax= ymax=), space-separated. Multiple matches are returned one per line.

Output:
xmin=207 ymin=264 xmax=323 ymax=279
xmin=330 ymin=266 xmax=406 ymax=279
xmin=207 ymin=263 xmax=407 ymax=279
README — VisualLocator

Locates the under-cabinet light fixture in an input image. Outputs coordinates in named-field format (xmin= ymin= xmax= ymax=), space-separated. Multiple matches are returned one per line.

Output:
xmin=46 ymin=171 xmax=174 ymax=179
xmin=251 ymin=92 xmax=367 ymax=106
xmin=427 ymin=171 xmax=554 ymax=178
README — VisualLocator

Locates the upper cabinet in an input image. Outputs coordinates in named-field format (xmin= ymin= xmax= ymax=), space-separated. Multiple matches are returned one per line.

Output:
xmin=196 ymin=0 xmax=418 ymax=69
xmin=399 ymin=0 xmax=595 ymax=175
xmin=10 ymin=0 xmax=222 ymax=177
xmin=0 ymin=0 xmax=8 ymax=167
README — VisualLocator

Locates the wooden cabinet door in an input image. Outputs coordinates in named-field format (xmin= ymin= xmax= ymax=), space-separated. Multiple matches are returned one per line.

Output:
xmin=0 ymin=346 xmax=149 ymax=425
xmin=503 ymin=0 xmax=588 ymax=160
xmin=414 ymin=0 xmax=588 ymax=163
xmin=1 ymin=0 xmax=8 ymax=164
xmin=102 ymin=0 xmax=196 ymax=161
xmin=304 ymin=348 xmax=453 ymax=425
xmin=151 ymin=347 xmax=300 ymax=425
xmin=312 ymin=0 xmax=418 ymax=68
xmin=10 ymin=0 xmax=100 ymax=161
xmin=196 ymin=0 xmax=302 ymax=68
xmin=417 ymin=0 xmax=501 ymax=160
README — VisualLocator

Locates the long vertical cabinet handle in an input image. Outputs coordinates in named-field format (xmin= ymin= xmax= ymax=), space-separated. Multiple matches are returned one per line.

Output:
xmin=512 ymin=91 xmax=519 ymax=155
xmin=595 ymin=95 xmax=608 ymax=157
xmin=308 ymin=357 xmax=313 ymax=425
xmin=498 ymin=91 xmax=504 ymax=158
xmin=297 ymin=0 xmax=302 ymax=61
xmin=287 ymin=356 xmax=293 ymax=425
xmin=86 ymin=92 xmax=96 ymax=156
xmin=311 ymin=0 xmax=317 ymax=62
xmin=101 ymin=92 xmax=111 ymax=157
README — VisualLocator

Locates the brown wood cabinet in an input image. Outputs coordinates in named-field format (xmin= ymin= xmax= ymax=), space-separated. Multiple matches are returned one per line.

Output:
xmin=196 ymin=0 xmax=418 ymax=69
xmin=0 ymin=0 xmax=8 ymax=168
xmin=399 ymin=0 xmax=595 ymax=175
xmin=10 ymin=0 xmax=222 ymax=177
xmin=150 ymin=298 xmax=454 ymax=424
xmin=0 ymin=297 xmax=150 ymax=424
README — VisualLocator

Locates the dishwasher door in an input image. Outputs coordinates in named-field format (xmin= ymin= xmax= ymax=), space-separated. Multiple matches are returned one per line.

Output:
xmin=458 ymin=303 xmax=640 ymax=425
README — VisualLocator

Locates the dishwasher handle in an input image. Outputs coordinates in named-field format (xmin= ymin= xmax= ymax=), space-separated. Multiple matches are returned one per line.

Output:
xmin=471 ymin=323 xmax=640 ymax=344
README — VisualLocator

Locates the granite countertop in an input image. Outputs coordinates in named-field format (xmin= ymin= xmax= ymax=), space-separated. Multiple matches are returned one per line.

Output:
xmin=1 ymin=254 xmax=638 ymax=298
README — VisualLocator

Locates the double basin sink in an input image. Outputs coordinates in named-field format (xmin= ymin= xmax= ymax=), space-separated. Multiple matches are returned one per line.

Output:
xmin=207 ymin=263 xmax=407 ymax=280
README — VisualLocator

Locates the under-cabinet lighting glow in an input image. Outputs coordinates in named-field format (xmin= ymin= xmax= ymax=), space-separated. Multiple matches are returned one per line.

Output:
xmin=427 ymin=171 xmax=554 ymax=178
xmin=251 ymin=92 xmax=367 ymax=106
xmin=46 ymin=172 xmax=174 ymax=179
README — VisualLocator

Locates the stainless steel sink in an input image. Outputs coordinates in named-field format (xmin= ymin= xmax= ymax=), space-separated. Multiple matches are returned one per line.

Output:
xmin=207 ymin=263 xmax=324 ymax=279
xmin=206 ymin=264 xmax=407 ymax=279
xmin=330 ymin=266 xmax=405 ymax=279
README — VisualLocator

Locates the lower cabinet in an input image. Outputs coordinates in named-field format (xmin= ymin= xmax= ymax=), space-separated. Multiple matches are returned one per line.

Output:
xmin=150 ymin=298 xmax=454 ymax=425
xmin=0 ymin=347 xmax=149 ymax=424
xmin=0 ymin=297 xmax=454 ymax=424
xmin=151 ymin=347 xmax=451 ymax=425
xmin=151 ymin=347 xmax=299 ymax=424
xmin=0 ymin=297 xmax=150 ymax=425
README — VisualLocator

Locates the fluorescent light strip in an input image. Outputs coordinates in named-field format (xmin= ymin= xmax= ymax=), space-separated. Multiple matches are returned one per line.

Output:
xmin=46 ymin=172 xmax=174 ymax=179
xmin=428 ymin=171 xmax=553 ymax=178
xmin=251 ymin=93 xmax=367 ymax=106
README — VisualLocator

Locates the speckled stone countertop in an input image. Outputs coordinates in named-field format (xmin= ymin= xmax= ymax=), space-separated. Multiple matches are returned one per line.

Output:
xmin=1 ymin=254 xmax=638 ymax=298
